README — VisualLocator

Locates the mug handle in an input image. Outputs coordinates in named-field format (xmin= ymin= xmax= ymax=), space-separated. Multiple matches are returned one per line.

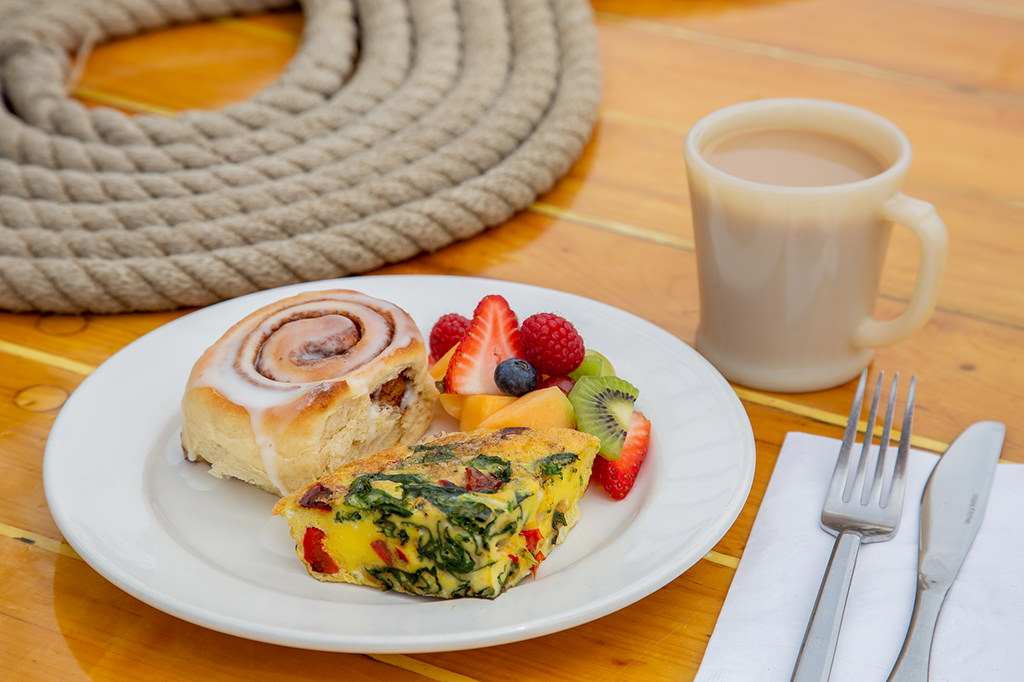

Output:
xmin=853 ymin=193 xmax=948 ymax=348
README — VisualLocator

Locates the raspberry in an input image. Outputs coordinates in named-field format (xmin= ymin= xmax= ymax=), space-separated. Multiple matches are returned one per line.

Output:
xmin=429 ymin=313 xmax=471 ymax=359
xmin=519 ymin=313 xmax=585 ymax=376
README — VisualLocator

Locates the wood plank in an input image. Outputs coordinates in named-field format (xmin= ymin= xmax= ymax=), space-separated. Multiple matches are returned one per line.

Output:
xmin=0 ymin=311 xmax=184 ymax=371
xmin=593 ymin=0 xmax=1024 ymax=92
xmin=0 ymin=529 xmax=743 ymax=682
xmin=592 ymin=13 xmax=1024 ymax=205
xmin=0 ymin=540 xmax=434 ymax=682
xmin=73 ymin=12 xmax=302 ymax=113
xmin=377 ymin=559 xmax=739 ymax=682
xmin=0 ymin=362 xmax=82 ymax=537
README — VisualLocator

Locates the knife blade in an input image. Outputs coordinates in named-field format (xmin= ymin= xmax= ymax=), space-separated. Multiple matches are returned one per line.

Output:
xmin=886 ymin=420 xmax=1005 ymax=682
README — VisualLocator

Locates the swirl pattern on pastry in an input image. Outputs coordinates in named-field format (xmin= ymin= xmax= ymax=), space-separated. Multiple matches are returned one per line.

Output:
xmin=181 ymin=289 xmax=439 ymax=495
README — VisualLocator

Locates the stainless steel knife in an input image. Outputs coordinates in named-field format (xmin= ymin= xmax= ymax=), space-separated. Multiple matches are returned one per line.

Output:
xmin=886 ymin=420 xmax=1005 ymax=682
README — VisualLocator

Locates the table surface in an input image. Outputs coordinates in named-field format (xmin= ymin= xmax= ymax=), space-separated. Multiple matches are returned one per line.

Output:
xmin=2 ymin=1 xmax=1022 ymax=680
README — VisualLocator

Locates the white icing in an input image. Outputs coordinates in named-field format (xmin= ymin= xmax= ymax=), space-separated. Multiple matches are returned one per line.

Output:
xmin=187 ymin=290 xmax=423 ymax=494
xmin=399 ymin=382 xmax=418 ymax=410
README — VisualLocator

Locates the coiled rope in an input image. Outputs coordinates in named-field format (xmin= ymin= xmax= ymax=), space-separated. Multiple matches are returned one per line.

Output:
xmin=0 ymin=0 xmax=601 ymax=313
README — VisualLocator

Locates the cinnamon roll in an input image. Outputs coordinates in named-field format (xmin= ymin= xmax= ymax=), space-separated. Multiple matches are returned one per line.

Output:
xmin=180 ymin=289 xmax=439 ymax=495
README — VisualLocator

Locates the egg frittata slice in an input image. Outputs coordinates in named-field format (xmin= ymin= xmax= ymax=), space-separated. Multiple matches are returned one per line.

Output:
xmin=272 ymin=427 xmax=600 ymax=599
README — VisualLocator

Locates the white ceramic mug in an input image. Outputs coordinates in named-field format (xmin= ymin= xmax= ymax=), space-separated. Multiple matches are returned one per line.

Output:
xmin=684 ymin=98 xmax=948 ymax=392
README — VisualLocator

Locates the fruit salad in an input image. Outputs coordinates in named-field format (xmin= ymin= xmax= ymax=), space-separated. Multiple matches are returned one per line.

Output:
xmin=428 ymin=294 xmax=651 ymax=500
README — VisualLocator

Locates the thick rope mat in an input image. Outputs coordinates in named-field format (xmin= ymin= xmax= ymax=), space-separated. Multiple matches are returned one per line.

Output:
xmin=0 ymin=0 xmax=601 ymax=313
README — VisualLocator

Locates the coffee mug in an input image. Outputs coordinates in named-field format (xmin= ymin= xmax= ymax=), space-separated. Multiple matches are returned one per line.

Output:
xmin=684 ymin=98 xmax=947 ymax=392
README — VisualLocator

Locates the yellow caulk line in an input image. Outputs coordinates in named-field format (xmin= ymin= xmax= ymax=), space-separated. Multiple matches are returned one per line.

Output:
xmin=0 ymin=523 xmax=80 ymax=559
xmin=703 ymin=550 xmax=740 ymax=569
xmin=71 ymin=86 xmax=180 ymax=116
xmin=530 ymin=202 xmax=693 ymax=249
xmin=732 ymin=386 xmax=949 ymax=453
xmin=214 ymin=17 xmax=302 ymax=43
xmin=0 ymin=340 xmax=95 ymax=376
xmin=365 ymin=654 xmax=485 ymax=682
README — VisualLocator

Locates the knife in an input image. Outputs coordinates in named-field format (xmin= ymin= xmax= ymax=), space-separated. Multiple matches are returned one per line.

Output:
xmin=886 ymin=420 xmax=1005 ymax=682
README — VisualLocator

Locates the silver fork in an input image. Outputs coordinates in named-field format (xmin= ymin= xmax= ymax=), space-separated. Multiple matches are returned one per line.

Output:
xmin=790 ymin=369 xmax=917 ymax=682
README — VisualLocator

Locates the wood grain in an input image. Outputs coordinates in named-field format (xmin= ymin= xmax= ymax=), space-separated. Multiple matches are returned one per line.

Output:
xmin=2 ymin=1 xmax=1022 ymax=680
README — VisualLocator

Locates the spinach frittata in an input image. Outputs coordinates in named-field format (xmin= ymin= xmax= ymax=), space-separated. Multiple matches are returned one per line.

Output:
xmin=272 ymin=427 xmax=600 ymax=599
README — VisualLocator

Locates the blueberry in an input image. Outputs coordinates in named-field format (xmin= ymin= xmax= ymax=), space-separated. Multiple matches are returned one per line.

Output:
xmin=494 ymin=358 xmax=538 ymax=396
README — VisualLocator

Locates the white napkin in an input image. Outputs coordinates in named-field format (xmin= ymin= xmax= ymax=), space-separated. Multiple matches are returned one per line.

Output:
xmin=694 ymin=431 xmax=1024 ymax=682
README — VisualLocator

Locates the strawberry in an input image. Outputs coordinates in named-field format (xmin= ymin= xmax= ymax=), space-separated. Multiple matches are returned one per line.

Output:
xmin=592 ymin=410 xmax=651 ymax=500
xmin=444 ymin=295 xmax=522 ymax=394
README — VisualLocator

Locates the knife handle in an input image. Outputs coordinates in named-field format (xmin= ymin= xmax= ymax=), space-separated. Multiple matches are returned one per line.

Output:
xmin=791 ymin=530 xmax=862 ymax=682
xmin=886 ymin=581 xmax=949 ymax=682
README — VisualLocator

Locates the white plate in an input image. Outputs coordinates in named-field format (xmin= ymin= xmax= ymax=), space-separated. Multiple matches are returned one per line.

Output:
xmin=44 ymin=275 xmax=754 ymax=653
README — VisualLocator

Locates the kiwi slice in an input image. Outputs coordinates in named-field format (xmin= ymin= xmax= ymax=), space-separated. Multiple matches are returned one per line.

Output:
xmin=569 ymin=348 xmax=616 ymax=380
xmin=568 ymin=375 xmax=638 ymax=460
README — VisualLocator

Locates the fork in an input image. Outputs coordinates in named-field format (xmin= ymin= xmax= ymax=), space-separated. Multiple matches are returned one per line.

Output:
xmin=790 ymin=369 xmax=917 ymax=682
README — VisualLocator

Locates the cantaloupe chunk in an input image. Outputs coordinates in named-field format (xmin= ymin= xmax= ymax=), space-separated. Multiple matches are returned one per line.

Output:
xmin=459 ymin=394 xmax=518 ymax=431
xmin=429 ymin=345 xmax=458 ymax=381
xmin=476 ymin=386 xmax=576 ymax=430
xmin=438 ymin=393 xmax=465 ymax=420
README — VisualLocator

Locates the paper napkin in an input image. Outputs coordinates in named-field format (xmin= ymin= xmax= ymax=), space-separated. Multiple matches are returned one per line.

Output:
xmin=694 ymin=431 xmax=1024 ymax=682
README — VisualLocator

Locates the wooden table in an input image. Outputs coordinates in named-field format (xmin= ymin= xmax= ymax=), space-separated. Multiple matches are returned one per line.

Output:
xmin=2 ymin=1 xmax=1022 ymax=680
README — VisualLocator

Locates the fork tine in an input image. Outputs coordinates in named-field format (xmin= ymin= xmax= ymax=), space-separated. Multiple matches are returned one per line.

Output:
xmin=826 ymin=369 xmax=868 ymax=503
xmin=845 ymin=371 xmax=884 ymax=503
xmin=865 ymin=373 xmax=900 ymax=506
xmin=839 ymin=370 xmax=868 ymax=452
xmin=884 ymin=376 xmax=916 ymax=509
